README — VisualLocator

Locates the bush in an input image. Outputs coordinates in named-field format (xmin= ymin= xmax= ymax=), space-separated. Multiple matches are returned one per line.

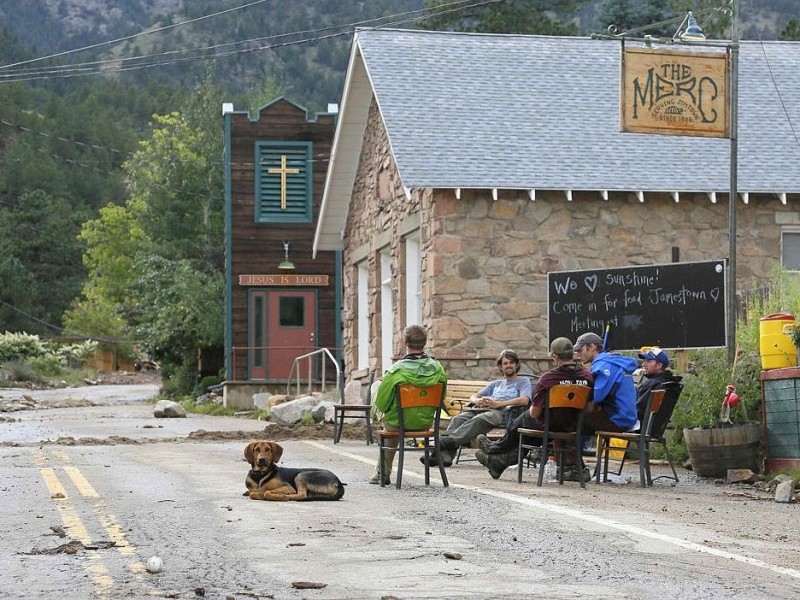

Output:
xmin=193 ymin=375 xmax=222 ymax=398
xmin=58 ymin=340 xmax=99 ymax=369
xmin=28 ymin=354 xmax=65 ymax=377
xmin=0 ymin=332 xmax=48 ymax=362
xmin=160 ymin=362 xmax=196 ymax=398
xmin=1 ymin=359 xmax=47 ymax=385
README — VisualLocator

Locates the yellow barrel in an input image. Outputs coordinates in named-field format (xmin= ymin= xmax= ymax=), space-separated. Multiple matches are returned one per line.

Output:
xmin=759 ymin=313 xmax=797 ymax=370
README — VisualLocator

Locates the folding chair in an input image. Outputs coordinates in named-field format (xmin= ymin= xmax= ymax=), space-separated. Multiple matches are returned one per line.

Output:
xmin=595 ymin=388 xmax=670 ymax=487
xmin=333 ymin=371 xmax=374 ymax=445
xmin=516 ymin=383 xmax=592 ymax=488
xmin=378 ymin=382 xmax=448 ymax=489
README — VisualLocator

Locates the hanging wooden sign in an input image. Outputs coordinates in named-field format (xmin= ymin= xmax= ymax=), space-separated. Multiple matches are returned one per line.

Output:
xmin=621 ymin=45 xmax=729 ymax=138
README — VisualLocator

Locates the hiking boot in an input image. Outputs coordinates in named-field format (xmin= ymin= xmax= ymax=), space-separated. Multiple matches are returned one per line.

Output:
xmin=561 ymin=465 xmax=591 ymax=482
xmin=477 ymin=449 xmax=516 ymax=479
xmin=476 ymin=434 xmax=502 ymax=454
xmin=367 ymin=472 xmax=390 ymax=485
xmin=420 ymin=446 xmax=454 ymax=468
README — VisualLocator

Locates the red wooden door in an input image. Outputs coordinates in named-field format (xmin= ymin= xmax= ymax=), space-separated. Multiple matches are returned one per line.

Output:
xmin=248 ymin=290 xmax=316 ymax=380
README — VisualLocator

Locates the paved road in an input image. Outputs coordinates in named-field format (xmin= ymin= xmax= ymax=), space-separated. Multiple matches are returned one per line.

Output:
xmin=1 ymin=385 xmax=799 ymax=599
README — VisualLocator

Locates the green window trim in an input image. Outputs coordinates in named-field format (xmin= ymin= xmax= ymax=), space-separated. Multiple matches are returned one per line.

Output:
xmin=255 ymin=141 xmax=313 ymax=223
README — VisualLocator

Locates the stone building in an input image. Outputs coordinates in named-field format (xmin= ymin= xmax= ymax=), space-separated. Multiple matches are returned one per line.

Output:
xmin=313 ymin=29 xmax=800 ymax=383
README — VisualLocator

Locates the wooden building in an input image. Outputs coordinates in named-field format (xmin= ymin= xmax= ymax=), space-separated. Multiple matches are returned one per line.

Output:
xmin=223 ymin=98 xmax=339 ymax=406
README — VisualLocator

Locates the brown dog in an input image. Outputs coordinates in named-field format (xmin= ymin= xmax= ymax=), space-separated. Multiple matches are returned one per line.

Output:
xmin=243 ymin=441 xmax=344 ymax=501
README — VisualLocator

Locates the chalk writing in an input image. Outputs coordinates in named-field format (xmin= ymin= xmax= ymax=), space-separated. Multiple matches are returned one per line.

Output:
xmin=548 ymin=261 xmax=726 ymax=350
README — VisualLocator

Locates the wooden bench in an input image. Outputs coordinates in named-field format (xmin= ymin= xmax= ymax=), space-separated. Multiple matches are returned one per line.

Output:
xmin=443 ymin=379 xmax=490 ymax=418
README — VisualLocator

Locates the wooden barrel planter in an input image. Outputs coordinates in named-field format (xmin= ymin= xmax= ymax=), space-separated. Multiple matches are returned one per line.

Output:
xmin=683 ymin=422 xmax=761 ymax=478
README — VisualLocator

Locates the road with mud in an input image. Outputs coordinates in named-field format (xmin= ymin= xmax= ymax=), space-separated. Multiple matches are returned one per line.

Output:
xmin=1 ymin=384 xmax=799 ymax=599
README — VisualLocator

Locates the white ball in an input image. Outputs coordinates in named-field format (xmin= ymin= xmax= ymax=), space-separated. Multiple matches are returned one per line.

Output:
xmin=146 ymin=556 xmax=163 ymax=573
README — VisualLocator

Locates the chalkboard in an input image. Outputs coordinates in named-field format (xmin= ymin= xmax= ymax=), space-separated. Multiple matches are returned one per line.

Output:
xmin=548 ymin=260 xmax=726 ymax=350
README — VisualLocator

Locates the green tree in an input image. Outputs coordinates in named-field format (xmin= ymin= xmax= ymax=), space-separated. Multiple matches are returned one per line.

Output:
xmin=125 ymin=255 xmax=224 ymax=392
xmin=0 ymin=190 xmax=90 ymax=335
xmin=123 ymin=77 xmax=225 ymax=272
xmin=779 ymin=16 xmax=800 ymax=41
xmin=596 ymin=0 xmax=677 ymax=37
xmin=69 ymin=76 xmax=228 ymax=392
xmin=424 ymin=0 xmax=589 ymax=35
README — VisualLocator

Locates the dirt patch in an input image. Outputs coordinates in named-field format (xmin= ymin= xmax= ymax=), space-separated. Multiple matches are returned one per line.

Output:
xmin=3 ymin=423 xmax=373 ymax=447
xmin=25 ymin=540 xmax=117 ymax=555
xmin=93 ymin=370 xmax=161 ymax=386
xmin=190 ymin=423 xmax=371 ymax=442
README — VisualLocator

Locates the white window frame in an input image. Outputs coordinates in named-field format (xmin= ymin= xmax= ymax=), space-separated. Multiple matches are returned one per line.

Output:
xmin=380 ymin=251 xmax=394 ymax=372
xmin=357 ymin=262 xmax=369 ymax=370
xmin=782 ymin=228 xmax=800 ymax=272
xmin=405 ymin=233 xmax=422 ymax=326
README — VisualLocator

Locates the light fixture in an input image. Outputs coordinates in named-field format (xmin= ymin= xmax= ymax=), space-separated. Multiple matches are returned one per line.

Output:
xmin=679 ymin=11 xmax=706 ymax=41
xmin=278 ymin=241 xmax=295 ymax=270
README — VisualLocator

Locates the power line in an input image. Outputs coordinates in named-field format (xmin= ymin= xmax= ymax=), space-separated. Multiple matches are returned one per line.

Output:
xmin=0 ymin=0 xmax=275 ymax=71
xmin=0 ymin=0 xmax=500 ymax=83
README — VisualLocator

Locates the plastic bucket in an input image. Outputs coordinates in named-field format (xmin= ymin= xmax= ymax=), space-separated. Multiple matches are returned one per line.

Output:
xmin=759 ymin=313 xmax=797 ymax=370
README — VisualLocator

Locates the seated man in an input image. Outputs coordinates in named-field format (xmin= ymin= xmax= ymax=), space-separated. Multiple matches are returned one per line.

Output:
xmin=368 ymin=325 xmax=447 ymax=485
xmin=635 ymin=346 xmax=682 ymax=420
xmin=427 ymin=349 xmax=532 ymax=468
xmin=573 ymin=332 xmax=638 ymax=434
xmin=476 ymin=337 xmax=593 ymax=480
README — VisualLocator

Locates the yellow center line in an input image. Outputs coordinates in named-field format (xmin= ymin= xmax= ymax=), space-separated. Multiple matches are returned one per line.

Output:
xmin=31 ymin=449 xmax=114 ymax=595
xmin=39 ymin=450 xmax=149 ymax=577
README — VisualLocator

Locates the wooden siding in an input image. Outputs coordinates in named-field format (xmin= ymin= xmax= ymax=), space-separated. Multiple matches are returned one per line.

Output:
xmin=227 ymin=99 xmax=337 ymax=381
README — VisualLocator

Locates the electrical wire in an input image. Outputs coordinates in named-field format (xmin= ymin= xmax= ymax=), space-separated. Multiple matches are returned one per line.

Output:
xmin=0 ymin=0 xmax=498 ymax=83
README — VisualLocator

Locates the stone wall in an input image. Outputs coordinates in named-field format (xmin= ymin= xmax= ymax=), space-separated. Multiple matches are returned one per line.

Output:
xmin=342 ymin=100 xmax=431 ymax=379
xmin=424 ymin=188 xmax=795 ymax=378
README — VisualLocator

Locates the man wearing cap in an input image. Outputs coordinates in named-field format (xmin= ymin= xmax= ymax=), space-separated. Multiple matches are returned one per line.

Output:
xmin=636 ymin=347 xmax=682 ymax=420
xmin=475 ymin=337 xmax=593 ymax=480
xmin=573 ymin=331 xmax=638 ymax=433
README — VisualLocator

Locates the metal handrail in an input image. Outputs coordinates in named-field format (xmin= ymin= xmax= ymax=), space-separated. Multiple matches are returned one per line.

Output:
xmin=287 ymin=347 xmax=342 ymax=400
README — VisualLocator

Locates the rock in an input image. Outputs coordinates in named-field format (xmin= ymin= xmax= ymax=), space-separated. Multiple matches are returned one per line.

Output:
xmin=269 ymin=396 xmax=320 ymax=424
xmin=195 ymin=393 xmax=215 ymax=406
xmin=268 ymin=394 xmax=291 ymax=408
xmin=153 ymin=400 xmax=187 ymax=418
xmin=253 ymin=392 xmax=271 ymax=409
xmin=767 ymin=474 xmax=795 ymax=492
xmin=775 ymin=480 xmax=795 ymax=503
xmin=312 ymin=400 xmax=336 ymax=423
xmin=726 ymin=469 xmax=760 ymax=484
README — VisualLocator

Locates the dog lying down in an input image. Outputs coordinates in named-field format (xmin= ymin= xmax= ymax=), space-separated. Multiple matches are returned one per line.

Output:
xmin=244 ymin=440 xmax=345 ymax=501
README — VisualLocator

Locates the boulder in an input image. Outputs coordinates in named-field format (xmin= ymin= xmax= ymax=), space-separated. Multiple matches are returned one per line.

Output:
xmin=269 ymin=395 xmax=319 ymax=424
xmin=268 ymin=394 xmax=292 ymax=408
xmin=775 ymin=479 xmax=795 ymax=504
xmin=154 ymin=400 xmax=187 ymax=418
xmin=312 ymin=400 xmax=336 ymax=423
xmin=253 ymin=392 xmax=271 ymax=410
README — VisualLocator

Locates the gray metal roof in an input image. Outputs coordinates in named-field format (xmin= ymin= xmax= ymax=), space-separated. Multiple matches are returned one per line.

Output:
xmin=314 ymin=28 xmax=800 ymax=252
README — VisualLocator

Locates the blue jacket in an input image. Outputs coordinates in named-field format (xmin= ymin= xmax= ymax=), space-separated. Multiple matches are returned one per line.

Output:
xmin=590 ymin=352 xmax=638 ymax=430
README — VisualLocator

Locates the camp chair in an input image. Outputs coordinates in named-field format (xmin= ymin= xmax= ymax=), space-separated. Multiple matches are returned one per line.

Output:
xmin=516 ymin=383 xmax=592 ymax=488
xmin=333 ymin=371 xmax=374 ymax=445
xmin=378 ymin=382 xmax=448 ymax=489
xmin=595 ymin=387 xmax=675 ymax=487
